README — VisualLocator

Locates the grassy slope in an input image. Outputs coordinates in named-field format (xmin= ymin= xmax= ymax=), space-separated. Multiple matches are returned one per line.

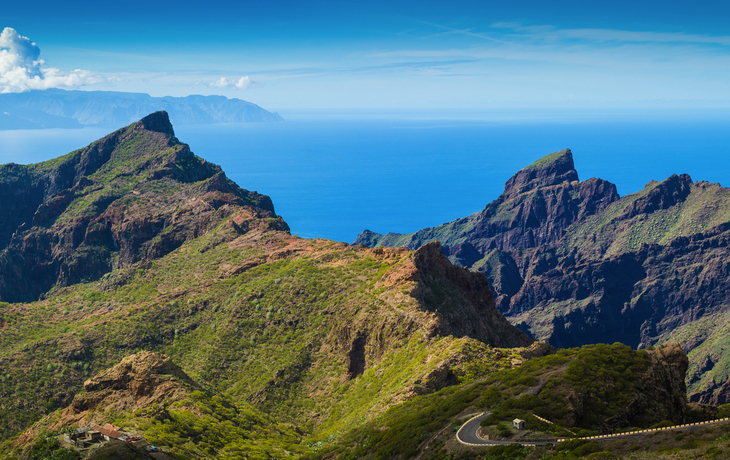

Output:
xmin=561 ymin=180 xmax=730 ymax=257
xmin=657 ymin=310 xmax=730 ymax=398
xmin=0 ymin=210 xmax=530 ymax=458
xmin=0 ymin=114 xmax=536 ymax=459
xmin=309 ymin=343 xmax=680 ymax=460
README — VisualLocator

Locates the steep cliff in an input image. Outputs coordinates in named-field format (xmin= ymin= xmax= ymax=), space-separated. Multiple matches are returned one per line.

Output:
xmin=356 ymin=149 xmax=730 ymax=403
xmin=600 ymin=342 xmax=688 ymax=431
xmin=0 ymin=111 xmax=284 ymax=302
xmin=356 ymin=149 xmax=619 ymax=264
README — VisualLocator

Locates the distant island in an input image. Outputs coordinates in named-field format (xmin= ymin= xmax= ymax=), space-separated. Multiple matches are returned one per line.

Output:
xmin=0 ymin=88 xmax=283 ymax=129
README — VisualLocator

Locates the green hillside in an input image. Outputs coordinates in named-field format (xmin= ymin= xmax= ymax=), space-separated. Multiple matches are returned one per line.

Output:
xmin=1 ymin=117 xmax=725 ymax=460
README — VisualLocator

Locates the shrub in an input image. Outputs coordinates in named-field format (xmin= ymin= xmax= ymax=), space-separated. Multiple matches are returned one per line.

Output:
xmin=483 ymin=444 xmax=532 ymax=460
xmin=481 ymin=414 xmax=500 ymax=426
xmin=650 ymin=419 xmax=674 ymax=429
xmin=718 ymin=403 xmax=730 ymax=419
xmin=26 ymin=436 xmax=80 ymax=460
xmin=497 ymin=427 xmax=512 ymax=438
xmin=586 ymin=453 xmax=620 ymax=460
xmin=572 ymin=442 xmax=601 ymax=457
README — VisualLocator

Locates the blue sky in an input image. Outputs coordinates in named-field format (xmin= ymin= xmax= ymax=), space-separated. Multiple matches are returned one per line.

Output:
xmin=3 ymin=0 xmax=730 ymax=111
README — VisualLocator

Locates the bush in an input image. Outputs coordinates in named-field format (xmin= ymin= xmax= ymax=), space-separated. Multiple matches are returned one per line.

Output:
xmin=649 ymin=419 xmax=674 ymax=429
xmin=586 ymin=453 xmax=620 ymax=460
xmin=704 ymin=446 xmax=724 ymax=458
xmin=718 ymin=404 xmax=730 ymax=419
xmin=481 ymin=414 xmax=500 ymax=426
xmin=497 ymin=427 xmax=512 ymax=438
xmin=572 ymin=442 xmax=601 ymax=457
xmin=557 ymin=439 xmax=587 ymax=452
xmin=483 ymin=444 xmax=532 ymax=460
xmin=26 ymin=436 xmax=80 ymax=460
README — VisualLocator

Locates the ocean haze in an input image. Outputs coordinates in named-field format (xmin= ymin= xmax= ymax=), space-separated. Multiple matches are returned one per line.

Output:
xmin=1 ymin=110 xmax=729 ymax=243
xmin=0 ymin=89 xmax=283 ymax=129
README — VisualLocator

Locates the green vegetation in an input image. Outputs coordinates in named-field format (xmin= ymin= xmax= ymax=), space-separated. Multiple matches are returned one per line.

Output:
xmin=561 ymin=179 xmax=730 ymax=256
xmin=310 ymin=344 xmax=662 ymax=460
xmin=18 ymin=437 xmax=80 ymax=460
xmin=0 ymin=203 xmax=522 ymax=459
xmin=136 ymin=391 xmax=304 ymax=460
xmin=661 ymin=310 xmax=730 ymax=397
xmin=2 ymin=119 xmax=725 ymax=460
xmin=524 ymin=149 xmax=568 ymax=170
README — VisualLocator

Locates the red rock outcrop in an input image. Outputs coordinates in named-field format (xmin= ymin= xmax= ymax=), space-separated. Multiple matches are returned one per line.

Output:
xmin=62 ymin=351 xmax=198 ymax=427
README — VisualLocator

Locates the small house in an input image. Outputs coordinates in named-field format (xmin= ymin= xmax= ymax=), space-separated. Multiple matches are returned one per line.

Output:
xmin=70 ymin=428 xmax=88 ymax=442
xmin=75 ymin=439 xmax=90 ymax=449
xmin=92 ymin=423 xmax=125 ymax=440
xmin=513 ymin=418 xmax=526 ymax=430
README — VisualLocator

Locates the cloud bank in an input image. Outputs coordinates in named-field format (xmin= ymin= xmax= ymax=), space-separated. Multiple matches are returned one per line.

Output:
xmin=0 ymin=27 xmax=102 ymax=93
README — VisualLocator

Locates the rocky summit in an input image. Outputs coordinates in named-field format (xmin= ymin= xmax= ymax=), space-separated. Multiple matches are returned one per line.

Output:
xmin=356 ymin=148 xmax=730 ymax=404
xmin=0 ymin=120 xmax=726 ymax=460
xmin=0 ymin=111 xmax=283 ymax=303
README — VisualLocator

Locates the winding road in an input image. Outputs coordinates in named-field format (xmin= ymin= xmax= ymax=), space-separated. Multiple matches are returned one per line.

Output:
xmin=455 ymin=413 xmax=554 ymax=446
xmin=455 ymin=413 xmax=730 ymax=448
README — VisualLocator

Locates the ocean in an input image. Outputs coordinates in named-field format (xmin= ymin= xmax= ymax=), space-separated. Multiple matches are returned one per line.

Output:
xmin=2 ymin=110 xmax=729 ymax=243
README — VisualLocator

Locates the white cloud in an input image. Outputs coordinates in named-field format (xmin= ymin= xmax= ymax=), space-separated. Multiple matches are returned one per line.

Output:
xmin=235 ymin=76 xmax=251 ymax=89
xmin=210 ymin=76 xmax=231 ymax=88
xmin=0 ymin=27 xmax=103 ymax=93
xmin=210 ymin=75 xmax=253 ymax=89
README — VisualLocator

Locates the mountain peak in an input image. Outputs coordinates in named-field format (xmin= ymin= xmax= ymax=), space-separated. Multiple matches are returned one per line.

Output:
xmin=137 ymin=110 xmax=175 ymax=137
xmin=504 ymin=148 xmax=579 ymax=195
xmin=0 ymin=113 xmax=283 ymax=302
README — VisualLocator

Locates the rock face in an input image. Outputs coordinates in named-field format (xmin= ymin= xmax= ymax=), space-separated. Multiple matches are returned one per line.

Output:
xmin=71 ymin=351 xmax=198 ymax=415
xmin=695 ymin=377 xmax=730 ymax=406
xmin=14 ymin=352 xmax=201 ymax=444
xmin=86 ymin=440 xmax=157 ymax=460
xmin=356 ymin=149 xmax=730 ymax=403
xmin=405 ymin=241 xmax=532 ymax=348
xmin=356 ymin=149 xmax=619 ymax=264
xmin=601 ymin=343 xmax=689 ymax=432
xmin=0 ymin=111 xmax=286 ymax=302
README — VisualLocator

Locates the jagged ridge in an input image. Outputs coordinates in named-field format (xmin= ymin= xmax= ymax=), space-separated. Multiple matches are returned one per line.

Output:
xmin=0 ymin=111 xmax=285 ymax=302
xmin=356 ymin=148 xmax=730 ymax=404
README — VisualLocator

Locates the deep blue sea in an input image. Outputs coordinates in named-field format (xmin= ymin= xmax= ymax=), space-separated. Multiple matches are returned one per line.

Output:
xmin=2 ymin=110 xmax=729 ymax=243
